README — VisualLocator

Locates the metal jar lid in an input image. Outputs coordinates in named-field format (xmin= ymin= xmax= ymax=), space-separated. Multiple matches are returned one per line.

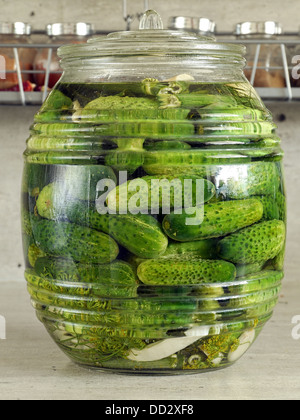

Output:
xmin=0 ymin=22 xmax=32 ymax=35
xmin=235 ymin=21 xmax=282 ymax=36
xmin=168 ymin=16 xmax=216 ymax=34
xmin=46 ymin=22 xmax=94 ymax=37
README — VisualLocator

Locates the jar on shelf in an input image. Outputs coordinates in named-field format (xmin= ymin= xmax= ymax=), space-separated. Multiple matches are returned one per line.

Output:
xmin=168 ymin=16 xmax=216 ymax=36
xmin=22 ymin=10 xmax=286 ymax=374
xmin=0 ymin=22 xmax=36 ymax=91
xmin=32 ymin=22 xmax=94 ymax=90
xmin=235 ymin=21 xmax=286 ymax=88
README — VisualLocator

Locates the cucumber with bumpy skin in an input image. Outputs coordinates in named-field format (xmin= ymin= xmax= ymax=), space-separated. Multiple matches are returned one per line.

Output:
xmin=220 ymin=162 xmax=280 ymax=199
xmin=65 ymin=201 xmax=169 ymax=259
xmin=228 ymin=270 xmax=283 ymax=295
xmin=163 ymin=198 xmax=263 ymax=241
xmin=35 ymin=181 xmax=169 ymax=259
xmin=143 ymin=150 xmax=251 ymax=177
xmin=36 ymin=165 xmax=116 ymax=217
xmin=127 ymin=239 xmax=218 ymax=271
xmin=33 ymin=219 xmax=119 ymax=264
xmin=254 ymin=196 xmax=280 ymax=221
xmin=218 ymin=220 xmax=286 ymax=264
xmin=35 ymin=256 xmax=138 ymax=285
xmin=137 ymin=259 xmax=236 ymax=285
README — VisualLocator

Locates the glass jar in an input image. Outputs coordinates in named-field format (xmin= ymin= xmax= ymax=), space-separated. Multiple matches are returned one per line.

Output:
xmin=235 ymin=21 xmax=286 ymax=88
xmin=168 ymin=16 xmax=216 ymax=36
xmin=22 ymin=10 xmax=286 ymax=374
xmin=0 ymin=22 xmax=35 ymax=91
xmin=33 ymin=22 xmax=94 ymax=90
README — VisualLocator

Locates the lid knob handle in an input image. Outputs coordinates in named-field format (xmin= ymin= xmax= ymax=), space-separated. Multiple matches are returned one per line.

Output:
xmin=139 ymin=9 xmax=164 ymax=30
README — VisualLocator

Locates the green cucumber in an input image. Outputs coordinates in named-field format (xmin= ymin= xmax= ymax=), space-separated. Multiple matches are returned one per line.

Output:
xmin=28 ymin=243 xmax=47 ymax=268
xmin=167 ymin=93 xmax=238 ymax=109
xmin=221 ymin=162 xmax=280 ymax=199
xmin=34 ymin=183 xmax=168 ymax=259
xmin=163 ymin=198 xmax=263 ymax=241
xmin=65 ymin=201 xmax=169 ymax=259
xmin=227 ymin=270 xmax=284 ymax=295
xmin=35 ymin=256 xmax=137 ymax=285
xmin=106 ymin=175 xmax=216 ymax=213
xmin=127 ymin=239 xmax=218 ymax=271
xmin=34 ymin=90 xmax=73 ymax=122
xmin=24 ymin=150 xmax=99 ymax=165
xmin=74 ymin=95 xmax=194 ymax=139
xmin=97 ymin=120 xmax=194 ymax=139
xmin=33 ymin=219 xmax=119 ymax=264
xmin=36 ymin=165 xmax=116 ymax=216
xmin=26 ymin=135 xmax=106 ymax=152
xmin=144 ymin=140 xmax=191 ymax=151
xmin=276 ymin=191 xmax=286 ymax=221
xmin=105 ymin=150 xmax=145 ymax=175
xmin=218 ymin=220 xmax=286 ymax=264
xmin=254 ymin=196 xmax=280 ymax=221
xmin=196 ymin=121 xmax=275 ymax=137
xmin=63 ymin=164 xmax=117 ymax=201
xmin=143 ymin=150 xmax=251 ymax=177
xmin=79 ymin=95 xmax=192 ymax=122
xmin=137 ymin=259 xmax=236 ymax=285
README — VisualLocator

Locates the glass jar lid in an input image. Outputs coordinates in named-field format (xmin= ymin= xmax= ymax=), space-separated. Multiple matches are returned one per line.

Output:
xmin=168 ymin=16 xmax=216 ymax=34
xmin=0 ymin=22 xmax=32 ymax=35
xmin=46 ymin=22 xmax=94 ymax=37
xmin=57 ymin=10 xmax=246 ymax=83
xmin=235 ymin=21 xmax=282 ymax=36
xmin=58 ymin=10 xmax=244 ymax=60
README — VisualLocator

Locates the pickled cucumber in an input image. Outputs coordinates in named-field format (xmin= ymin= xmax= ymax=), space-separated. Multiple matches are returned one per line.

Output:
xmin=163 ymin=198 xmax=263 ymax=241
xmin=137 ymin=259 xmax=236 ymax=285
xmin=35 ymin=256 xmax=138 ymax=285
xmin=221 ymin=162 xmax=280 ymax=199
xmin=33 ymin=219 xmax=119 ymax=264
xmin=65 ymin=201 xmax=169 ymax=259
xmin=218 ymin=220 xmax=286 ymax=264
xmin=35 ymin=90 xmax=73 ymax=123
